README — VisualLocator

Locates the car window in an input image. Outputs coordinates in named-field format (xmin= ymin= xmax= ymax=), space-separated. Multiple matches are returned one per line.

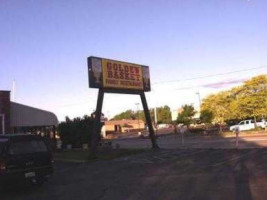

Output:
xmin=8 ymin=140 xmax=48 ymax=155
xmin=239 ymin=121 xmax=244 ymax=125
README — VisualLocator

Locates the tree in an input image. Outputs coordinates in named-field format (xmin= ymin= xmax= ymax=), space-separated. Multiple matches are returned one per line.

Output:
xmin=200 ymin=109 xmax=213 ymax=124
xmin=112 ymin=110 xmax=136 ymax=120
xmin=156 ymin=105 xmax=172 ymax=124
xmin=177 ymin=104 xmax=196 ymax=126
xmin=200 ymin=74 xmax=267 ymax=131
xmin=201 ymin=91 xmax=232 ymax=132
xmin=234 ymin=75 xmax=267 ymax=126
xmin=111 ymin=105 xmax=172 ymax=124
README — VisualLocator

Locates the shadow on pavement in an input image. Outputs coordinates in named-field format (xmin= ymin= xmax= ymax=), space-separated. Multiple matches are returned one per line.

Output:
xmin=233 ymin=157 xmax=252 ymax=200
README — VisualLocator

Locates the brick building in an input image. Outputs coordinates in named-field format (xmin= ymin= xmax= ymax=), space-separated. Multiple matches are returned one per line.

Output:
xmin=104 ymin=119 xmax=145 ymax=133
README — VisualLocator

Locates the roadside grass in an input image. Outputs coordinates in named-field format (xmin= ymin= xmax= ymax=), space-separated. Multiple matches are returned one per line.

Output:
xmin=53 ymin=148 xmax=149 ymax=163
xmin=170 ymin=129 xmax=267 ymax=137
xmin=221 ymin=129 xmax=267 ymax=137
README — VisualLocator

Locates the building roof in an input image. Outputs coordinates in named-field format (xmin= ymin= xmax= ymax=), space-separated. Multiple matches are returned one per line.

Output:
xmin=10 ymin=102 xmax=58 ymax=127
xmin=105 ymin=119 xmax=144 ymax=125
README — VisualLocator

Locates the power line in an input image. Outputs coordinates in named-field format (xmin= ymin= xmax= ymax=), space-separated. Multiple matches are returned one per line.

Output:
xmin=152 ymin=65 xmax=267 ymax=85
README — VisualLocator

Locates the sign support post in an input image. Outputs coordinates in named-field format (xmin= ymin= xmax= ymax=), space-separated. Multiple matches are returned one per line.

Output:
xmin=91 ymin=89 xmax=104 ymax=155
xmin=140 ymin=92 xmax=159 ymax=149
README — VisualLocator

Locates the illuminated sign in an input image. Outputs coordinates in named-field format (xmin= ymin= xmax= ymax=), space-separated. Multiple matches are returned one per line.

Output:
xmin=88 ymin=57 xmax=151 ymax=91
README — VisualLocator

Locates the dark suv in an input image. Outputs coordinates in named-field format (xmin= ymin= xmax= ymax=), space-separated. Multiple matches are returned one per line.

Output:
xmin=0 ymin=134 xmax=53 ymax=186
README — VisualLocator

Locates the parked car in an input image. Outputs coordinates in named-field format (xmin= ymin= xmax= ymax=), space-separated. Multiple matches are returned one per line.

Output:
xmin=0 ymin=134 xmax=53 ymax=187
xmin=230 ymin=120 xmax=266 ymax=131
xmin=157 ymin=124 xmax=170 ymax=129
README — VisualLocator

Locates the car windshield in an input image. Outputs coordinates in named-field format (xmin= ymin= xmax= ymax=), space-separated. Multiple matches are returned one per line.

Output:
xmin=8 ymin=140 xmax=48 ymax=155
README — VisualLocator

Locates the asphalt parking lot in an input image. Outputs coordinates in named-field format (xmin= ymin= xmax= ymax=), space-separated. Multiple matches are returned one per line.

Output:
xmin=1 ymin=148 xmax=267 ymax=200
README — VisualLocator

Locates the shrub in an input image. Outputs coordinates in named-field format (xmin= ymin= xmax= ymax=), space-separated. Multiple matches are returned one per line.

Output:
xmin=58 ymin=115 xmax=96 ymax=148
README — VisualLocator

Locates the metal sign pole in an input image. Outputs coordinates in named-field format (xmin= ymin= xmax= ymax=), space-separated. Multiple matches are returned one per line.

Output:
xmin=140 ymin=92 xmax=159 ymax=149
xmin=91 ymin=89 xmax=104 ymax=155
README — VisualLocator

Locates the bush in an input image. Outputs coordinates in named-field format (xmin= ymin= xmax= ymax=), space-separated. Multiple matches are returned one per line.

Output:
xmin=58 ymin=116 xmax=96 ymax=148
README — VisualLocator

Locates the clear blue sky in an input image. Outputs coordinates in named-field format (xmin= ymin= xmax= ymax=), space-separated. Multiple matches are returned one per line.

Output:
xmin=1 ymin=0 xmax=267 ymax=120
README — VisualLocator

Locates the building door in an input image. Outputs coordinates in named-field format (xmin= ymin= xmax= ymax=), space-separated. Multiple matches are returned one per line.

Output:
xmin=0 ymin=114 xmax=5 ymax=135
xmin=114 ymin=125 xmax=121 ymax=133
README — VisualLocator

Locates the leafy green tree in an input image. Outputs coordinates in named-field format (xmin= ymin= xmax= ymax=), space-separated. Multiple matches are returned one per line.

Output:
xmin=112 ymin=110 xmax=136 ymax=120
xmin=201 ymin=91 xmax=233 ymax=132
xmin=156 ymin=105 xmax=172 ymax=124
xmin=201 ymin=75 xmax=267 ymax=130
xmin=177 ymin=104 xmax=196 ymax=126
xmin=234 ymin=75 xmax=267 ymax=126
xmin=112 ymin=105 xmax=172 ymax=124
xmin=200 ymin=109 xmax=213 ymax=123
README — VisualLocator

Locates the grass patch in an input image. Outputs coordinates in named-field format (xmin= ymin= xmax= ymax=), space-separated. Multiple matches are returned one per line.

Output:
xmin=54 ymin=148 xmax=149 ymax=162
xmin=221 ymin=130 xmax=267 ymax=137
xmin=54 ymin=150 xmax=89 ymax=162
xmin=172 ymin=129 xmax=267 ymax=137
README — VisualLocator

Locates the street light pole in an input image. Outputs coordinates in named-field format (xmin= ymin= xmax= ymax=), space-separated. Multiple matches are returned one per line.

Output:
xmin=196 ymin=91 xmax=201 ymax=109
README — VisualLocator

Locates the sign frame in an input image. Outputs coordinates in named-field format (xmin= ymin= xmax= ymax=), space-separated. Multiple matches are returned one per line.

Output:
xmin=88 ymin=56 xmax=151 ymax=92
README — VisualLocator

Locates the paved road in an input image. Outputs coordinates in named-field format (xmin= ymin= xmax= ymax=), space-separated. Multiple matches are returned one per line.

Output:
xmin=113 ymin=134 xmax=267 ymax=149
xmin=1 ymin=148 xmax=267 ymax=200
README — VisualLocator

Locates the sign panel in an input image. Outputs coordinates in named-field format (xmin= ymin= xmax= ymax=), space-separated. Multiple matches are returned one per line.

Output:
xmin=102 ymin=59 xmax=143 ymax=90
xmin=88 ymin=56 xmax=151 ymax=91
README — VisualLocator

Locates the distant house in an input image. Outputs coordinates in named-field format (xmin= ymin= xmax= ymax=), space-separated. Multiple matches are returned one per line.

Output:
xmin=104 ymin=119 xmax=145 ymax=133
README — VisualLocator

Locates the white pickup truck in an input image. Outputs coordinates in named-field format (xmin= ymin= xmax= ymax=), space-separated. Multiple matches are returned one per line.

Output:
xmin=230 ymin=120 xmax=266 ymax=131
